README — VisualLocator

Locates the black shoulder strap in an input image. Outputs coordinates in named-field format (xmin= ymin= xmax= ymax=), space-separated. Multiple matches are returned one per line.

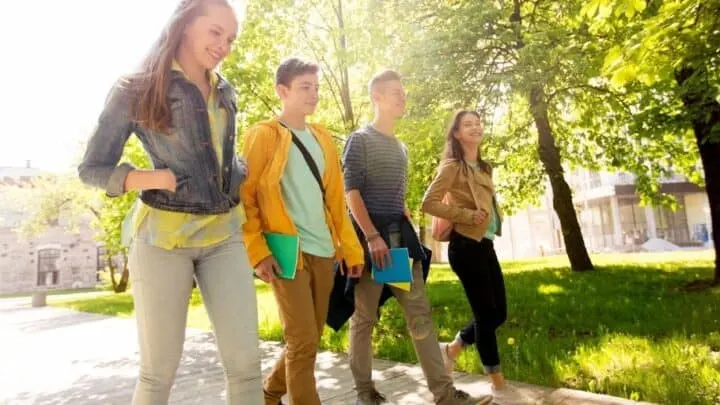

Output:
xmin=278 ymin=121 xmax=326 ymax=198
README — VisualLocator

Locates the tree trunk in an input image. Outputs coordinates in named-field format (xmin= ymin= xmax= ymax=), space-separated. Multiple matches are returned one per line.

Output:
xmin=107 ymin=257 xmax=118 ymax=291
xmin=675 ymin=65 xmax=720 ymax=286
xmin=334 ymin=0 xmax=355 ymax=131
xmin=507 ymin=0 xmax=592 ymax=271
xmin=529 ymin=86 xmax=594 ymax=271
xmin=114 ymin=253 xmax=130 ymax=293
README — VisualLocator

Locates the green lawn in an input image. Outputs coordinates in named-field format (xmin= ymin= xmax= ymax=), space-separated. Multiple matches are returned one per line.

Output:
xmin=48 ymin=250 xmax=720 ymax=404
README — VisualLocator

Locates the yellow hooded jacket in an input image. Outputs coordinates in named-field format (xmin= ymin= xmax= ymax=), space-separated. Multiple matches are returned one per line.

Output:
xmin=241 ymin=119 xmax=364 ymax=270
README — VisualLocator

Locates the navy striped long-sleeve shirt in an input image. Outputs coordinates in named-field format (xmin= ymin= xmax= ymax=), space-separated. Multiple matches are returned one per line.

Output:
xmin=342 ymin=125 xmax=408 ymax=217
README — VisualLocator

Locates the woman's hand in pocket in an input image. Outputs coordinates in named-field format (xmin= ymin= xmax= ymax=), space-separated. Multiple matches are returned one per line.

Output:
xmin=123 ymin=169 xmax=177 ymax=193
xmin=472 ymin=209 xmax=488 ymax=225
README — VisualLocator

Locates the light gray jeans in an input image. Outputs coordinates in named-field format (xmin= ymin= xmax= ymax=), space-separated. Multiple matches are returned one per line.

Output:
xmin=128 ymin=233 xmax=262 ymax=405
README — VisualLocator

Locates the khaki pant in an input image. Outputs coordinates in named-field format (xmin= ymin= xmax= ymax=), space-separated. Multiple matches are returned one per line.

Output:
xmin=263 ymin=253 xmax=335 ymax=405
xmin=349 ymin=233 xmax=455 ymax=404
xmin=128 ymin=234 xmax=263 ymax=405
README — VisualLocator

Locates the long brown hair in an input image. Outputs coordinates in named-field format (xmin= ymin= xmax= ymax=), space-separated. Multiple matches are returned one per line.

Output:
xmin=130 ymin=0 xmax=231 ymax=133
xmin=441 ymin=109 xmax=491 ymax=174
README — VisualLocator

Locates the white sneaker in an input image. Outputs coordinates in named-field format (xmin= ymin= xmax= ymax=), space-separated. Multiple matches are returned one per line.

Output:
xmin=491 ymin=384 xmax=522 ymax=404
xmin=439 ymin=342 xmax=457 ymax=376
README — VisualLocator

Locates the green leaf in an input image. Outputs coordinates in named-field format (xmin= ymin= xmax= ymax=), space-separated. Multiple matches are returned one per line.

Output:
xmin=610 ymin=64 xmax=638 ymax=86
xmin=581 ymin=0 xmax=601 ymax=18
xmin=624 ymin=7 xmax=635 ymax=19
xmin=602 ymin=45 xmax=625 ymax=73
xmin=636 ymin=72 xmax=656 ymax=86
xmin=623 ymin=0 xmax=636 ymax=19
xmin=597 ymin=3 xmax=613 ymax=20
xmin=631 ymin=0 xmax=646 ymax=13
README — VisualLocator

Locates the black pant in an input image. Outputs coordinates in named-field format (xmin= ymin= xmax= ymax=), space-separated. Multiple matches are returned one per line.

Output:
xmin=448 ymin=231 xmax=507 ymax=371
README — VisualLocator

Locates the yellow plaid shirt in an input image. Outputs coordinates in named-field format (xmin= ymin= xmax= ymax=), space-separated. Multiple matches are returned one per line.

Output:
xmin=123 ymin=61 xmax=245 ymax=250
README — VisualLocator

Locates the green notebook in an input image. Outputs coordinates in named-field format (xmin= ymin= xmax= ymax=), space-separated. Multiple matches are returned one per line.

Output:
xmin=264 ymin=232 xmax=300 ymax=280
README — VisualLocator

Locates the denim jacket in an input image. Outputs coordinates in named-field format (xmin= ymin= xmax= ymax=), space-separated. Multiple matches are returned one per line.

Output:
xmin=78 ymin=71 xmax=246 ymax=215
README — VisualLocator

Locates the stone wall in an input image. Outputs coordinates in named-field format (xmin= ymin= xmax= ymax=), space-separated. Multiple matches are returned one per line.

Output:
xmin=0 ymin=226 xmax=100 ymax=294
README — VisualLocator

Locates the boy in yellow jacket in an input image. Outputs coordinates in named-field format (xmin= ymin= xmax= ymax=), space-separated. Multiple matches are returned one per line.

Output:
xmin=241 ymin=57 xmax=364 ymax=405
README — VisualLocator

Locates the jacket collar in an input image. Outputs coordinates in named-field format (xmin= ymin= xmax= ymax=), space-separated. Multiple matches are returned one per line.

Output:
xmin=169 ymin=66 xmax=236 ymax=107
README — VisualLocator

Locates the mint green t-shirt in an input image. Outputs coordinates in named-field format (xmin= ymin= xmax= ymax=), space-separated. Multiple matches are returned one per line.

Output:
xmin=280 ymin=126 xmax=335 ymax=258
xmin=484 ymin=203 xmax=500 ymax=240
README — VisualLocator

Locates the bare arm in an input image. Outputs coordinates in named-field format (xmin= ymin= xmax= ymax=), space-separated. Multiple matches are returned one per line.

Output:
xmin=123 ymin=169 xmax=176 ymax=192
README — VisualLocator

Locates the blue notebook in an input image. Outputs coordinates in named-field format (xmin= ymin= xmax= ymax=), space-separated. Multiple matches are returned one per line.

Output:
xmin=371 ymin=248 xmax=412 ymax=284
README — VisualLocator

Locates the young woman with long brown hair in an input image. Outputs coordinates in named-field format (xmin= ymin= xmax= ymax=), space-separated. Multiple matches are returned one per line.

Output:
xmin=78 ymin=1 xmax=262 ymax=403
xmin=421 ymin=109 xmax=507 ymax=392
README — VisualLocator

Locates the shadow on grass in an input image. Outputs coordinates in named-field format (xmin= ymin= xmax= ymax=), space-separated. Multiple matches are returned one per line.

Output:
xmin=367 ymin=262 xmax=720 ymax=404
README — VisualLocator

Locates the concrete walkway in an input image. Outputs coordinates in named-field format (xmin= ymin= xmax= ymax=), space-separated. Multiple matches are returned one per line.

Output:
xmin=0 ymin=301 xmax=654 ymax=405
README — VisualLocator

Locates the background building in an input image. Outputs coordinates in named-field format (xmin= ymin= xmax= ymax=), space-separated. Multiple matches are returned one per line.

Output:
xmin=0 ymin=162 xmax=101 ymax=295
xmin=425 ymin=169 xmax=710 ymax=262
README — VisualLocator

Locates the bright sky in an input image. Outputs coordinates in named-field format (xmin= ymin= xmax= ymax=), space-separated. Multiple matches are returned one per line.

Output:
xmin=0 ymin=1 xmax=180 ymax=173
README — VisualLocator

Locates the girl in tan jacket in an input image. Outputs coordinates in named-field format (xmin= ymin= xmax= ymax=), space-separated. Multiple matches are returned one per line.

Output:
xmin=421 ymin=109 xmax=507 ymax=391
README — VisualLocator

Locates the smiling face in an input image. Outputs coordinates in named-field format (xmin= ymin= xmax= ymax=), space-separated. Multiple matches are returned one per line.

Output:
xmin=179 ymin=3 xmax=238 ymax=71
xmin=277 ymin=72 xmax=320 ymax=116
xmin=454 ymin=112 xmax=484 ymax=149
xmin=274 ymin=58 xmax=321 ymax=117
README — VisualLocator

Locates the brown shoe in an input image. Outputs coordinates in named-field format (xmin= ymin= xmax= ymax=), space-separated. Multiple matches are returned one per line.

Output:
xmin=356 ymin=389 xmax=388 ymax=404
xmin=443 ymin=388 xmax=493 ymax=405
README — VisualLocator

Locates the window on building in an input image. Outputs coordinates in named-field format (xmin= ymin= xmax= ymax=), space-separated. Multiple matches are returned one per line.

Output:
xmin=654 ymin=195 xmax=690 ymax=244
xmin=619 ymin=198 xmax=648 ymax=245
xmin=96 ymin=245 xmax=107 ymax=282
xmin=582 ymin=202 xmax=616 ymax=249
xmin=617 ymin=173 xmax=633 ymax=184
xmin=97 ymin=246 xmax=107 ymax=270
xmin=599 ymin=203 xmax=614 ymax=247
xmin=37 ymin=248 xmax=60 ymax=287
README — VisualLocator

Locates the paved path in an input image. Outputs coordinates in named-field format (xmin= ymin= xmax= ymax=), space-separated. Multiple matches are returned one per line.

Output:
xmin=0 ymin=301 xmax=654 ymax=405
